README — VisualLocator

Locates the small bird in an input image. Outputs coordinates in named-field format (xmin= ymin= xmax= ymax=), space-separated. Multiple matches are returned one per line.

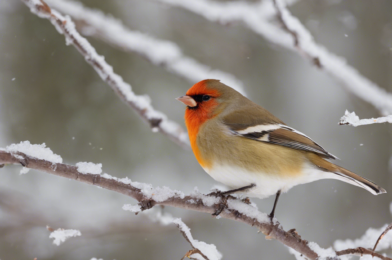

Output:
xmin=177 ymin=79 xmax=386 ymax=218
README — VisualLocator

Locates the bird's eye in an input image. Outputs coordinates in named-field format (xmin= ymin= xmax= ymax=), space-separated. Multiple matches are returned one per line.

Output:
xmin=202 ymin=95 xmax=211 ymax=101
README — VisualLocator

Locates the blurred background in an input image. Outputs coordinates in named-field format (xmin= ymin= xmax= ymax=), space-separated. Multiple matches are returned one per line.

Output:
xmin=1 ymin=0 xmax=392 ymax=259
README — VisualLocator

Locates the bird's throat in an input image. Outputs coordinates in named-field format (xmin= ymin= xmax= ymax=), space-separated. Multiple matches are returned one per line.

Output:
xmin=185 ymin=111 xmax=212 ymax=169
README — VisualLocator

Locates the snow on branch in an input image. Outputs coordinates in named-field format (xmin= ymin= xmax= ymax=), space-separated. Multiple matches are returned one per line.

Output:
xmin=43 ymin=0 xmax=245 ymax=95
xmin=159 ymin=0 xmax=392 ymax=114
xmin=76 ymin=161 xmax=102 ymax=175
xmin=339 ymin=110 xmax=392 ymax=127
xmin=2 ymin=142 xmax=391 ymax=259
xmin=6 ymin=140 xmax=62 ymax=164
xmin=22 ymin=0 xmax=189 ymax=148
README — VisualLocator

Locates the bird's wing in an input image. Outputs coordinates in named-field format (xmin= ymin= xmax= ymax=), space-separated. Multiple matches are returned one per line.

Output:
xmin=222 ymin=109 xmax=338 ymax=160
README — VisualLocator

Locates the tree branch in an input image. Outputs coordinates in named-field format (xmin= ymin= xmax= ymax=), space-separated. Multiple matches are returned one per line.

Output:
xmin=158 ymin=0 xmax=392 ymax=114
xmin=22 ymin=0 xmax=189 ymax=149
xmin=0 ymin=148 xmax=320 ymax=259
xmin=43 ymin=0 xmax=245 ymax=95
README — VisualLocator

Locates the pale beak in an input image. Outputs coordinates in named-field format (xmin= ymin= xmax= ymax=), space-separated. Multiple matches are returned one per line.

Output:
xmin=176 ymin=95 xmax=197 ymax=108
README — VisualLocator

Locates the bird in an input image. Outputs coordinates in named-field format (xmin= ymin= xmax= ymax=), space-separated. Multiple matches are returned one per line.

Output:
xmin=176 ymin=79 xmax=386 ymax=218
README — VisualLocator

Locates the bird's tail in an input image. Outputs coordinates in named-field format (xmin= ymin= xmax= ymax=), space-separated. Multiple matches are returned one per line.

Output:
xmin=307 ymin=153 xmax=386 ymax=195
xmin=333 ymin=166 xmax=386 ymax=195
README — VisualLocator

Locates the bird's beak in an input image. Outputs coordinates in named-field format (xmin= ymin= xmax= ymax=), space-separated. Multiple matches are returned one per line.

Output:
xmin=176 ymin=95 xmax=197 ymax=108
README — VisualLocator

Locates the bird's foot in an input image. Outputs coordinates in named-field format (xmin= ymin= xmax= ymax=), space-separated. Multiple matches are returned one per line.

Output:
xmin=212 ymin=197 xmax=228 ymax=216
xmin=207 ymin=190 xmax=235 ymax=216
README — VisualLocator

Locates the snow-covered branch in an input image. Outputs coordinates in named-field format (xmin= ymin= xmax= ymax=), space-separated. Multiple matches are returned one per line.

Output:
xmin=22 ymin=0 xmax=189 ymax=148
xmin=2 ymin=141 xmax=391 ymax=259
xmin=0 ymin=143 xmax=318 ymax=259
xmin=43 ymin=0 xmax=245 ymax=95
xmin=159 ymin=0 xmax=392 ymax=114
xmin=339 ymin=110 xmax=392 ymax=127
xmin=336 ymin=247 xmax=390 ymax=260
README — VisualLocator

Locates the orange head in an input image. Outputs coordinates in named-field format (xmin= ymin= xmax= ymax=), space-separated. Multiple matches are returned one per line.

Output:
xmin=177 ymin=79 xmax=225 ymax=132
xmin=177 ymin=79 xmax=243 ymax=128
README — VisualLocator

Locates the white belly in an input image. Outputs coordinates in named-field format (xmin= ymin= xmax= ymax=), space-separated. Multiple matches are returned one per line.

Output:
xmin=203 ymin=162 xmax=330 ymax=199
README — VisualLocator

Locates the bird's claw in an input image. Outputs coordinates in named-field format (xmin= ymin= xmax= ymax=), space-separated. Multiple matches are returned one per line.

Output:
xmin=268 ymin=213 xmax=274 ymax=224
xmin=212 ymin=195 xmax=228 ymax=216
xmin=207 ymin=190 xmax=234 ymax=216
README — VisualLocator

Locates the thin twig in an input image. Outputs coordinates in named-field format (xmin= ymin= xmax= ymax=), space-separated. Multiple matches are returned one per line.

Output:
xmin=336 ymin=247 xmax=391 ymax=260
xmin=0 ymin=149 xmax=319 ymax=259
xmin=373 ymin=223 xmax=392 ymax=252
xmin=181 ymin=249 xmax=205 ymax=260
xmin=22 ymin=0 xmax=189 ymax=149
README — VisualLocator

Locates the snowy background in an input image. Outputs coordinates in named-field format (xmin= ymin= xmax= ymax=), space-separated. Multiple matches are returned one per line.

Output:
xmin=0 ymin=0 xmax=392 ymax=259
